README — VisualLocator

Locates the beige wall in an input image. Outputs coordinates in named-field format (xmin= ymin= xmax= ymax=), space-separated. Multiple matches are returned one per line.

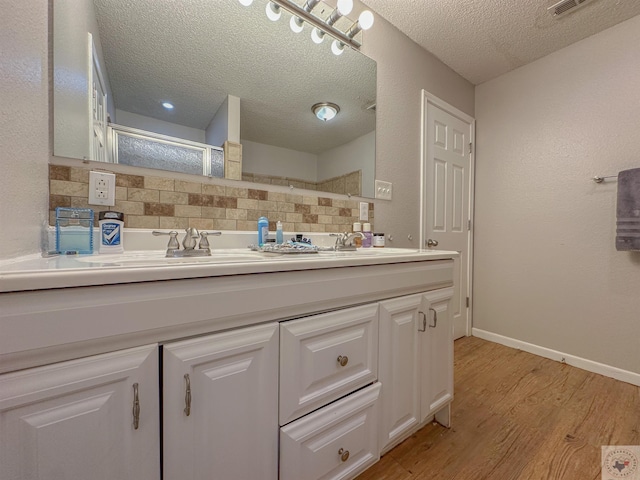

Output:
xmin=474 ymin=15 xmax=640 ymax=374
xmin=0 ymin=1 xmax=474 ymax=259
xmin=0 ymin=0 xmax=50 ymax=259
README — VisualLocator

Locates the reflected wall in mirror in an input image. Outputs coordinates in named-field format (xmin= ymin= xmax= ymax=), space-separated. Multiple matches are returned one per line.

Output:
xmin=53 ymin=0 xmax=377 ymax=198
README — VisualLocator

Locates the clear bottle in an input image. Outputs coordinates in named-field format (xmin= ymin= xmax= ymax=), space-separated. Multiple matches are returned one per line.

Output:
xmin=258 ymin=216 xmax=269 ymax=246
xmin=353 ymin=222 xmax=362 ymax=248
xmin=276 ymin=221 xmax=284 ymax=244
xmin=362 ymin=223 xmax=372 ymax=248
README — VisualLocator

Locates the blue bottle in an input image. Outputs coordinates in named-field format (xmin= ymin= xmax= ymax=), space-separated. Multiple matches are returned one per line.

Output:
xmin=258 ymin=216 xmax=269 ymax=246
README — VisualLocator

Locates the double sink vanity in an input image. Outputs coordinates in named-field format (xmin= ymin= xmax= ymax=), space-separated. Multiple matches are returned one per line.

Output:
xmin=0 ymin=235 xmax=457 ymax=480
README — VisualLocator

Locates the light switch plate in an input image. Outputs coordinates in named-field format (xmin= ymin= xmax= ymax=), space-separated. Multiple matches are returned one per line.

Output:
xmin=375 ymin=180 xmax=392 ymax=200
xmin=88 ymin=171 xmax=116 ymax=206
xmin=359 ymin=202 xmax=369 ymax=221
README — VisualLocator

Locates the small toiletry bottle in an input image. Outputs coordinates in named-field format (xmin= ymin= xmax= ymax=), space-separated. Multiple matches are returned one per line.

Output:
xmin=362 ymin=223 xmax=372 ymax=248
xmin=258 ymin=216 xmax=269 ymax=246
xmin=276 ymin=221 xmax=284 ymax=244
xmin=98 ymin=211 xmax=124 ymax=254
xmin=353 ymin=222 xmax=362 ymax=248
xmin=373 ymin=233 xmax=385 ymax=248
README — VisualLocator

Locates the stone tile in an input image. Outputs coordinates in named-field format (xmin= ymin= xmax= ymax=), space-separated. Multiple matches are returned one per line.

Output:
xmin=225 ymin=186 xmax=248 ymax=198
xmin=201 ymin=206 xmax=227 ymax=219
xmin=50 ymin=180 xmax=88 ymax=197
xmin=282 ymin=222 xmax=295 ymax=232
xmin=188 ymin=193 xmax=215 ymax=207
xmin=144 ymin=203 xmax=175 ymax=216
xmin=303 ymin=214 xmax=318 ymax=224
xmin=212 ymin=219 xmax=237 ymax=230
xmin=289 ymin=180 xmax=306 ymax=189
xmin=70 ymin=198 xmax=92 ymax=209
xmin=226 ymin=209 xmax=247 ymax=220
xmin=159 ymin=216 xmax=188 ymax=229
xmin=144 ymin=176 xmax=174 ymax=191
xmin=175 ymin=180 xmax=202 ymax=194
xmin=226 ymin=162 xmax=242 ymax=180
xmin=49 ymin=165 xmax=71 ymax=181
xmin=325 ymin=224 xmax=343 ymax=233
xmin=237 ymin=198 xmax=258 ymax=210
xmin=246 ymin=210 xmax=269 ymax=221
xmin=339 ymin=208 xmax=352 ymax=217
xmin=258 ymin=200 xmax=277 ymax=211
xmin=318 ymin=215 xmax=333 ymax=224
xmin=116 ymin=186 xmax=128 ymax=201
xmin=126 ymin=215 xmax=159 ymax=229
xmin=50 ymin=195 xmax=71 ymax=209
xmin=69 ymin=167 xmax=89 ymax=183
xmin=277 ymin=202 xmax=295 ymax=213
xmin=128 ymin=188 xmax=159 ymax=203
xmin=267 ymin=192 xmax=287 ymax=203
xmin=116 ymin=173 xmax=144 ymax=188
xmin=302 ymin=196 xmax=318 ymax=206
xmin=175 ymin=205 xmax=202 ymax=217
xmin=114 ymin=200 xmax=145 ymax=215
xmin=310 ymin=205 xmax=326 ymax=215
xmin=286 ymin=213 xmax=303 ymax=223
xmin=271 ymin=178 xmax=288 ymax=186
xmin=294 ymin=223 xmax=311 ymax=231
xmin=326 ymin=206 xmax=340 ymax=216
xmin=248 ymin=189 xmax=268 ymax=200
xmin=304 ymin=184 xmax=317 ymax=191
xmin=160 ymin=191 xmax=189 ymax=205
xmin=295 ymin=204 xmax=311 ymax=214
xmin=214 ymin=196 xmax=238 ymax=208
xmin=202 ymin=184 xmax=226 ymax=196
xmin=308 ymin=224 xmax=326 ymax=232
xmin=286 ymin=194 xmax=303 ymax=204
xmin=188 ymin=217 xmax=214 ymax=230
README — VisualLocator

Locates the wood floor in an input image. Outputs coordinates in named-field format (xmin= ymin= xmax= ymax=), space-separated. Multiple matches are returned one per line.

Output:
xmin=357 ymin=336 xmax=640 ymax=480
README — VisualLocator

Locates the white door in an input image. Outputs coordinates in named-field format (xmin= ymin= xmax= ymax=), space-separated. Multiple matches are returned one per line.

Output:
xmin=421 ymin=90 xmax=475 ymax=340
xmin=0 ymin=344 xmax=160 ymax=480
xmin=163 ymin=322 xmax=279 ymax=480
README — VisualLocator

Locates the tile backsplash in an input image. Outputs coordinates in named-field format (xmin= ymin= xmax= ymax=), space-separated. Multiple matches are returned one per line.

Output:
xmin=49 ymin=165 xmax=374 ymax=233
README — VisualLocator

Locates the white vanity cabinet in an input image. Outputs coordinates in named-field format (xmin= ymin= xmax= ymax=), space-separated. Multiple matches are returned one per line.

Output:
xmin=378 ymin=287 xmax=454 ymax=453
xmin=0 ymin=344 xmax=160 ymax=480
xmin=162 ymin=322 xmax=279 ymax=480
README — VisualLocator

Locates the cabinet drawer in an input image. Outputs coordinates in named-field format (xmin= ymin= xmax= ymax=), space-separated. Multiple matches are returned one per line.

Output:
xmin=280 ymin=304 xmax=378 ymax=425
xmin=280 ymin=382 xmax=381 ymax=480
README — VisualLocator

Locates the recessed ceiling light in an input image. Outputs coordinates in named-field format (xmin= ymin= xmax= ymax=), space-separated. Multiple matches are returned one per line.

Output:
xmin=162 ymin=102 xmax=174 ymax=110
xmin=312 ymin=102 xmax=340 ymax=122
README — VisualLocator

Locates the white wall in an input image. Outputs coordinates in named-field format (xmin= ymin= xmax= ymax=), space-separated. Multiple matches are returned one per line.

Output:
xmin=116 ymin=110 xmax=206 ymax=144
xmin=474 ymin=15 xmax=640 ymax=374
xmin=318 ymin=131 xmax=375 ymax=198
xmin=0 ymin=0 xmax=50 ymax=259
xmin=205 ymin=95 xmax=240 ymax=147
xmin=242 ymin=140 xmax=318 ymax=182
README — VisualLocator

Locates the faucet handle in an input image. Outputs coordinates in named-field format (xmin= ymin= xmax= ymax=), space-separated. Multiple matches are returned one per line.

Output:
xmin=197 ymin=231 xmax=222 ymax=252
xmin=152 ymin=231 xmax=180 ymax=252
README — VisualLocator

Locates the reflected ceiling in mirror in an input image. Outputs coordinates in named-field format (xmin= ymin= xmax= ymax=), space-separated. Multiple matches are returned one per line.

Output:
xmin=53 ymin=0 xmax=377 ymax=198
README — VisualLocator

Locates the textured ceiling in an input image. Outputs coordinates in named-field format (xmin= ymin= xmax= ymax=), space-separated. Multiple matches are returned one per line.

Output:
xmin=360 ymin=0 xmax=640 ymax=85
xmin=92 ymin=0 xmax=376 ymax=154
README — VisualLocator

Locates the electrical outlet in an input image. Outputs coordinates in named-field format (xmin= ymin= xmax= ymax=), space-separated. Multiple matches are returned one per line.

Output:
xmin=359 ymin=202 xmax=369 ymax=221
xmin=375 ymin=180 xmax=393 ymax=200
xmin=88 ymin=171 xmax=116 ymax=206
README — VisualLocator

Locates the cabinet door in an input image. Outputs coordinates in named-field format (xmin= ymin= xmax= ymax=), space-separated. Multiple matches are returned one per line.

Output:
xmin=163 ymin=322 xmax=279 ymax=480
xmin=0 ymin=344 xmax=160 ymax=480
xmin=420 ymin=287 xmax=454 ymax=424
xmin=280 ymin=303 xmax=378 ymax=425
xmin=378 ymin=294 xmax=422 ymax=453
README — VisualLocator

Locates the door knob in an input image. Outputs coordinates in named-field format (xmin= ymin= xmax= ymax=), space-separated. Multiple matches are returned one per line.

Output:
xmin=427 ymin=239 xmax=439 ymax=247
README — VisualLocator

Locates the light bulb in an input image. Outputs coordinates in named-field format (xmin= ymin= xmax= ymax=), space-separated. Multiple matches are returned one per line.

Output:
xmin=359 ymin=10 xmax=374 ymax=30
xmin=336 ymin=0 xmax=353 ymax=15
xmin=238 ymin=0 xmax=253 ymax=6
xmin=311 ymin=27 xmax=325 ymax=44
xmin=265 ymin=2 xmax=281 ymax=21
xmin=290 ymin=16 xmax=304 ymax=33
xmin=331 ymin=40 xmax=345 ymax=56
xmin=162 ymin=102 xmax=174 ymax=110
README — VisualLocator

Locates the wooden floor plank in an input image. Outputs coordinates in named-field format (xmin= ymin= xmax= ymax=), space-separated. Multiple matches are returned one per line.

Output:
xmin=358 ymin=336 xmax=640 ymax=480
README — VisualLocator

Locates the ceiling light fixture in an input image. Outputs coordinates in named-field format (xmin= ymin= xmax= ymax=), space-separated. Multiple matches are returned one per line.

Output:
xmin=162 ymin=102 xmax=174 ymax=110
xmin=312 ymin=102 xmax=340 ymax=122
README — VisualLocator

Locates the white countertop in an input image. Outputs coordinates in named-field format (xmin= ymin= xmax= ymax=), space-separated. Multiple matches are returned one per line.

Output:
xmin=0 ymin=248 xmax=457 ymax=293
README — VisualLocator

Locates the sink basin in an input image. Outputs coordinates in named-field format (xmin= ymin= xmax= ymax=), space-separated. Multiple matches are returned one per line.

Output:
xmin=74 ymin=250 xmax=264 ymax=266
xmin=318 ymin=248 xmax=420 ymax=256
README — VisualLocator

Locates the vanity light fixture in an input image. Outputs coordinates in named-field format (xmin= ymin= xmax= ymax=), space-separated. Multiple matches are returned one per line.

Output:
xmin=265 ymin=2 xmax=281 ymax=21
xmin=238 ymin=0 xmax=254 ymax=5
xmin=290 ymin=15 xmax=304 ymax=33
xmin=326 ymin=0 xmax=353 ymax=26
xmin=331 ymin=39 xmax=345 ymax=56
xmin=162 ymin=102 xmax=174 ymax=110
xmin=312 ymin=102 xmax=340 ymax=122
xmin=347 ymin=10 xmax=375 ymax=39
xmin=311 ymin=27 xmax=325 ymax=44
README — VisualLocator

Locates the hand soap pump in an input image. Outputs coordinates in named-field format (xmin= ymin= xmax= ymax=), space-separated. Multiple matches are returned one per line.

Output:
xmin=258 ymin=216 xmax=269 ymax=246
xmin=276 ymin=221 xmax=284 ymax=244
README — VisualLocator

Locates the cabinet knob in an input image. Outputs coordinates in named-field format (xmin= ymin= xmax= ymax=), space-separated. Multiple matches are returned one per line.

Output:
xmin=338 ymin=448 xmax=350 ymax=462
xmin=337 ymin=355 xmax=349 ymax=367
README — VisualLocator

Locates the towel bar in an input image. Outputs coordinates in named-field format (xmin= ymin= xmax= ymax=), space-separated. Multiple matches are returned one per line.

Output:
xmin=593 ymin=175 xmax=618 ymax=183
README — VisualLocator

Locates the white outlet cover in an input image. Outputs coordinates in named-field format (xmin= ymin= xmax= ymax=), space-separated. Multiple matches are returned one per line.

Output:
xmin=88 ymin=171 xmax=116 ymax=206
xmin=359 ymin=202 xmax=369 ymax=221
xmin=375 ymin=180 xmax=392 ymax=200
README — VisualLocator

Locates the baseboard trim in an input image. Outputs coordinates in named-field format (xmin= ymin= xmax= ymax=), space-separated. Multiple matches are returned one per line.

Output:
xmin=471 ymin=328 xmax=640 ymax=387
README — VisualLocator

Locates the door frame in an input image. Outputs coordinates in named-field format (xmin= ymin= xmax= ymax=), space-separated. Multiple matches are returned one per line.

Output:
xmin=419 ymin=90 xmax=475 ymax=336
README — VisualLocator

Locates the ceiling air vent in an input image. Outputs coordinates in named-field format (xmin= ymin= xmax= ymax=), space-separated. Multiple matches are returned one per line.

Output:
xmin=548 ymin=0 xmax=596 ymax=18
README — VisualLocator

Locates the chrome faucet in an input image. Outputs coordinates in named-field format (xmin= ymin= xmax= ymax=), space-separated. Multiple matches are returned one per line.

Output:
xmin=153 ymin=229 xmax=222 ymax=257
xmin=330 ymin=232 xmax=365 ymax=251
xmin=182 ymin=228 xmax=199 ymax=250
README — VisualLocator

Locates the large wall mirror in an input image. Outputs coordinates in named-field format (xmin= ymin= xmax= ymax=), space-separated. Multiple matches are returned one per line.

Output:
xmin=53 ymin=0 xmax=377 ymax=198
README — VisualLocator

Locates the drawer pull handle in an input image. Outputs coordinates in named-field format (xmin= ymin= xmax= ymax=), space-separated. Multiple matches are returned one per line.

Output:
xmin=418 ymin=311 xmax=427 ymax=332
xmin=338 ymin=448 xmax=350 ymax=462
xmin=429 ymin=307 xmax=438 ymax=328
xmin=132 ymin=383 xmax=140 ymax=430
xmin=184 ymin=374 xmax=192 ymax=417
xmin=337 ymin=355 xmax=349 ymax=367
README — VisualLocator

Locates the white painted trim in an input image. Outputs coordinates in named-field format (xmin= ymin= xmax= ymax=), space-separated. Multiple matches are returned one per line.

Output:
xmin=472 ymin=328 xmax=640 ymax=387
xmin=420 ymin=90 xmax=475 ymax=336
